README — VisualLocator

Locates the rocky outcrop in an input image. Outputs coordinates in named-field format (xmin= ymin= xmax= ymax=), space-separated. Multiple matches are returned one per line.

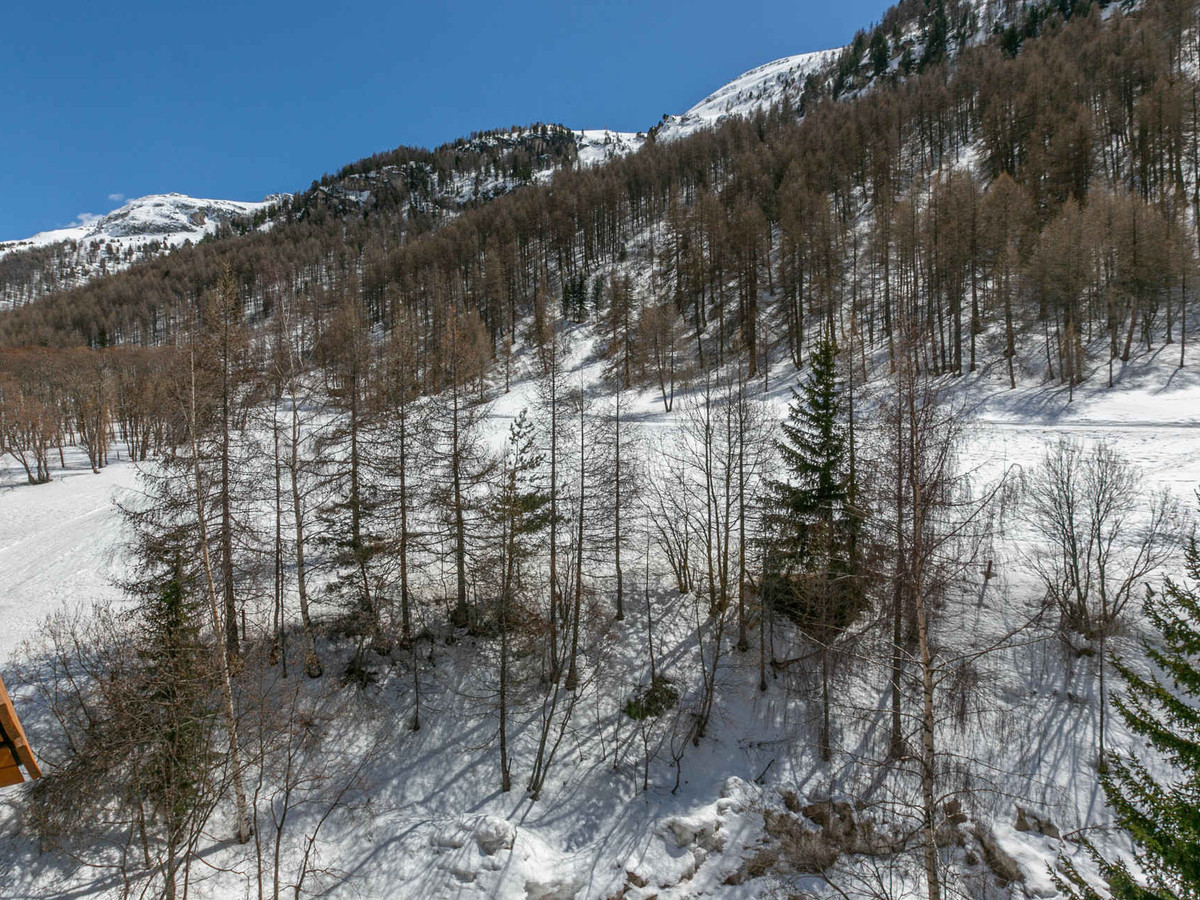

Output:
xmin=1015 ymin=805 xmax=1061 ymax=840
xmin=972 ymin=823 xmax=1025 ymax=888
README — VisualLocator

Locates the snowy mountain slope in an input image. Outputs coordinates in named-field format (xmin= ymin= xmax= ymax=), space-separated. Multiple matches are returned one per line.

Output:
xmin=572 ymin=128 xmax=644 ymax=165
xmin=655 ymin=48 xmax=841 ymax=142
xmin=0 ymin=5 xmax=1190 ymax=897
xmin=0 ymin=41 xmax=846 ymax=309
xmin=562 ymin=48 xmax=842 ymax=163
xmin=0 ymin=193 xmax=282 ymax=308
xmin=0 ymin=45 xmax=842 ymax=263
xmin=0 ymin=192 xmax=277 ymax=253
xmin=278 ymin=46 xmax=846 ymax=216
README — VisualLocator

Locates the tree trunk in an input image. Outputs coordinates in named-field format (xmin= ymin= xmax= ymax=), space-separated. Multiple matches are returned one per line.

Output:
xmin=220 ymin=318 xmax=239 ymax=657
xmin=614 ymin=393 xmax=624 ymax=621
xmin=450 ymin=373 xmax=470 ymax=630
xmin=188 ymin=347 xmax=252 ymax=845
xmin=289 ymin=386 xmax=321 ymax=679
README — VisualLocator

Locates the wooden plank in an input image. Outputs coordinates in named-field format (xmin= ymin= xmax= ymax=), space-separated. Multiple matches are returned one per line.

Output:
xmin=0 ymin=674 xmax=40 ymax=781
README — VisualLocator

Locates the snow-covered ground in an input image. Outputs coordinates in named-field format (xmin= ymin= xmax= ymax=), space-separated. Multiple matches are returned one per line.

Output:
xmin=0 ymin=449 xmax=135 ymax=664
xmin=0 ymin=332 xmax=1196 ymax=898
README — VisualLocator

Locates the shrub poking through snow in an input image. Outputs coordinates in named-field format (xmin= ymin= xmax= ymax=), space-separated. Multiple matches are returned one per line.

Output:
xmin=623 ymin=675 xmax=678 ymax=720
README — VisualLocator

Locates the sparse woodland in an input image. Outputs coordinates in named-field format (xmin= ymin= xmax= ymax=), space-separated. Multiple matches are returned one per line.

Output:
xmin=4 ymin=0 xmax=1200 ymax=897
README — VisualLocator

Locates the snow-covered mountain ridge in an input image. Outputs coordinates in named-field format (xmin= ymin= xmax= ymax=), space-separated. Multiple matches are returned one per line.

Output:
xmin=2 ymin=0 xmax=1031 ymax=304
xmin=561 ymin=48 xmax=841 ymax=161
xmin=0 ymin=45 xmax=841 ymax=290
xmin=0 ymin=193 xmax=284 ymax=308
xmin=655 ymin=48 xmax=841 ymax=141
xmin=0 ymin=192 xmax=279 ymax=254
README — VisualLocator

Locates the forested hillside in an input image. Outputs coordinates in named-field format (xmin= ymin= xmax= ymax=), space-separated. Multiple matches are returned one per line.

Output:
xmin=2 ymin=0 xmax=1200 ymax=897
xmin=3 ymin=0 xmax=1195 ymax=391
xmin=0 ymin=124 xmax=591 ymax=314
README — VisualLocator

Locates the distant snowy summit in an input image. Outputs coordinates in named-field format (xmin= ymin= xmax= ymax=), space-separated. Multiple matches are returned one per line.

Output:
xmin=80 ymin=193 xmax=279 ymax=240
xmin=0 ymin=193 xmax=286 ymax=309
xmin=655 ymin=48 xmax=840 ymax=140
xmin=574 ymin=48 xmax=840 ymax=152
xmin=0 ymin=192 xmax=281 ymax=255
xmin=570 ymin=47 xmax=839 ymax=158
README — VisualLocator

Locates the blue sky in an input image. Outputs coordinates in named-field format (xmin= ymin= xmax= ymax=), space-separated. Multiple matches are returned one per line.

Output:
xmin=1 ymin=0 xmax=894 ymax=241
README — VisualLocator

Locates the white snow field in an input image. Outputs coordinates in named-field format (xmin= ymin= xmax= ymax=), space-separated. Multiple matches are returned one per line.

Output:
xmin=0 ymin=449 xmax=135 ymax=663
xmin=0 ymin=329 xmax=1196 ymax=899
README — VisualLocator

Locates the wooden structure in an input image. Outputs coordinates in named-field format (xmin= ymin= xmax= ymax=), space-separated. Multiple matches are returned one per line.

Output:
xmin=0 ymin=674 xmax=40 ymax=786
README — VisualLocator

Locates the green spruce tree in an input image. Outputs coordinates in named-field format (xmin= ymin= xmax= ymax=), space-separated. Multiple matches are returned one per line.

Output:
xmin=869 ymin=29 xmax=891 ymax=77
xmin=133 ymin=556 xmax=219 ymax=898
xmin=1059 ymin=531 xmax=1200 ymax=899
xmin=763 ymin=331 xmax=866 ymax=761
xmin=919 ymin=0 xmax=949 ymax=70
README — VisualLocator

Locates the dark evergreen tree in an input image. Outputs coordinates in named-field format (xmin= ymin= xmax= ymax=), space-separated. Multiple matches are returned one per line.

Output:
xmin=764 ymin=332 xmax=860 ymax=597
xmin=93 ymin=485 xmax=222 ymax=897
xmin=763 ymin=331 xmax=866 ymax=760
xmin=919 ymin=0 xmax=949 ymax=70
xmin=999 ymin=23 xmax=1022 ymax=58
xmin=1058 ymin=531 xmax=1200 ymax=899
xmin=132 ymin=556 xmax=218 ymax=889
xmin=870 ymin=29 xmax=891 ymax=76
xmin=561 ymin=276 xmax=588 ymax=322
